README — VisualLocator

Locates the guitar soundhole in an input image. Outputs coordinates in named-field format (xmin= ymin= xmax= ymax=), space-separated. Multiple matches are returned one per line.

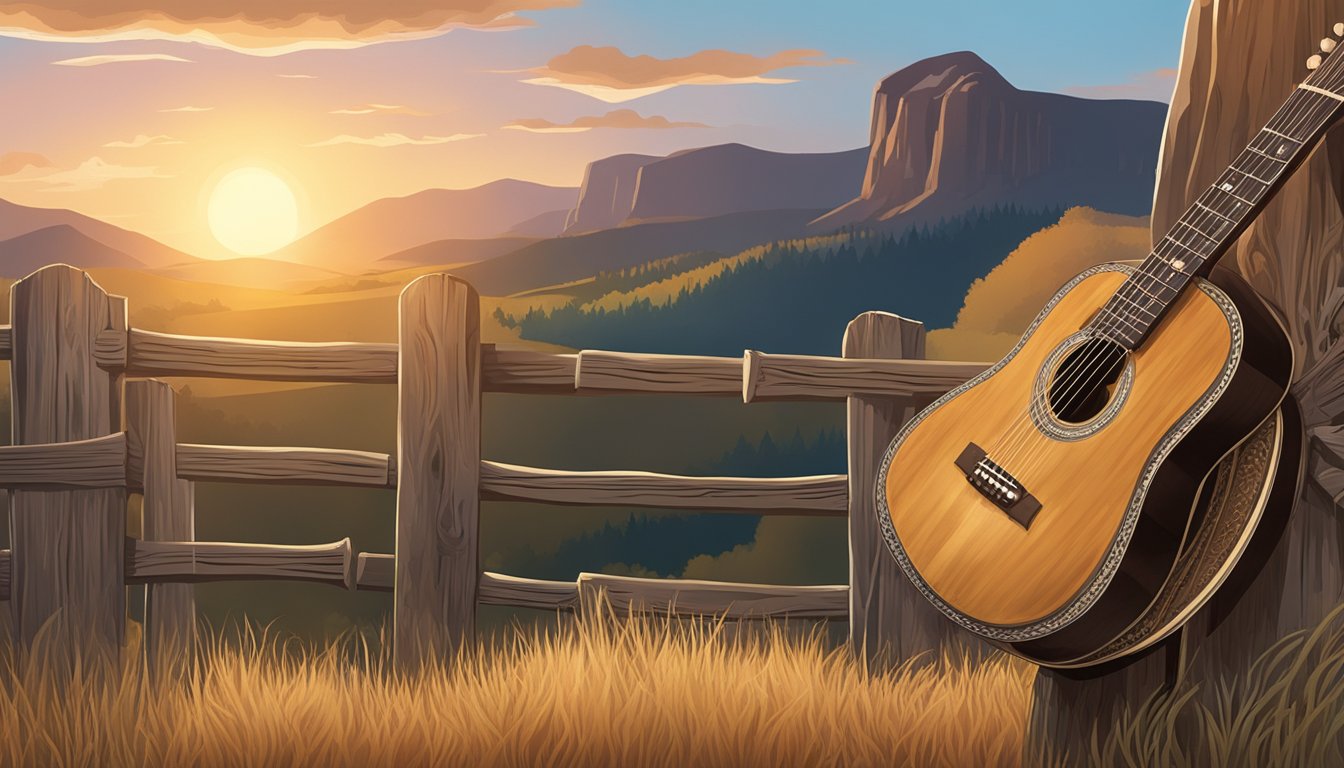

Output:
xmin=1047 ymin=338 xmax=1129 ymax=425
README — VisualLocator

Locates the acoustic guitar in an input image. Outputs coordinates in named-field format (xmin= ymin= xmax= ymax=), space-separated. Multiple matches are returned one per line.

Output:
xmin=877 ymin=28 xmax=1344 ymax=664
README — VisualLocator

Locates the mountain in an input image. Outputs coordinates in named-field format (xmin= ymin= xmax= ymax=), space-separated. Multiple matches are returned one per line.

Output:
xmin=0 ymin=198 xmax=195 ymax=268
xmin=276 ymin=179 xmax=576 ymax=269
xmin=378 ymin=236 xmax=539 ymax=268
xmin=564 ymin=153 xmax=660 ymax=233
xmin=814 ymin=51 xmax=1167 ymax=228
xmin=455 ymin=208 xmax=825 ymax=296
xmin=563 ymin=145 xmax=867 ymax=234
xmin=0 ymin=224 xmax=146 ymax=277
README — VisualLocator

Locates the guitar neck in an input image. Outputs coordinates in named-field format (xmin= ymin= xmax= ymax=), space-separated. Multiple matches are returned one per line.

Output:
xmin=1092 ymin=66 xmax=1344 ymax=349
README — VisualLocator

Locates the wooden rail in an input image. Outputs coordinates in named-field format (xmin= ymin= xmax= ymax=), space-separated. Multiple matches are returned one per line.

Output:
xmin=124 ymin=328 xmax=399 ymax=383
xmin=0 ymin=322 xmax=982 ymax=402
xmin=480 ymin=461 xmax=847 ymax=514
xmin=0 ymin=433 xmax=127 ymax=488
xmin=126 ymin=539 xmax=354 ymax=589
xmin=175 ymin=444 xmax=396 ymax=487
xmin=351 ymin=554 xmax=843 ymax=619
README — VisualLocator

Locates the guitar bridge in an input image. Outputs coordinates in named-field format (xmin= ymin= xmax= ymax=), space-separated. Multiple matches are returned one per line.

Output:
xmin=954 ymin=443 xmax=1042 ymax=529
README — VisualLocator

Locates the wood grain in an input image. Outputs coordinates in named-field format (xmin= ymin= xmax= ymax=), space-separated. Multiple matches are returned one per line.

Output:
xmin=844 ymin=312 xmax=958 ymax=668
xmin=0 ymin=324 xmax=11 ymax=360
xmin=574 ymin=349 xmax=743 ymax=395
xmin=126 ymin=328 xmax=398 ymax=383
xmin=127 ymin=539 xmax=353 ymax=589
xmin=8 ymin=265 xmax=126 ymax=661
xmin=744 ymin=350 xmax=986 ymax=402
xmin=125 ymin=380 xmax=196 ymax=671
xmin=0 ymin=433 xmax=126 ymax=489
xmin=884 ymin=270 xmax=1234 ymax=625
xmin=577 ymin=572 xmax=847 ymax=620
xmin=175 ymin=443 xmax=394 ymax=487
xmin=0 ymin=549 xmax=9 ymax=602
xmin=395 ymin=274 xmax=481 ymax=670
xmin=479 ymin=460 xmax=847 ymax=514
xmin=481 ymin=346 xmax=578 ymax=394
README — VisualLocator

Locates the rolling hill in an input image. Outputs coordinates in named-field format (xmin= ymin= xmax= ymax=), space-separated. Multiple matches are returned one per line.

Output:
xmin=275 ymin=179 xmax=577 ymax=270
xmin=0 ymin=224 xmax=146 ymax=277
xmin=0 ymin=197 xmax=196 ymax=268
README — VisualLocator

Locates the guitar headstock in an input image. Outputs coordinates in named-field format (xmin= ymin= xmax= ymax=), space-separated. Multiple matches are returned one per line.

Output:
xmin=1304 ymin=22 xmax=1344 ymax=74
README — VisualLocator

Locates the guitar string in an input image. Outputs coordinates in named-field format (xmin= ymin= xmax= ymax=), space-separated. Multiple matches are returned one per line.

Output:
xmin=997 ymin=71 xmax=1340 ymax=477
xmin=979 ymin=75 xmax=1337 ymax=481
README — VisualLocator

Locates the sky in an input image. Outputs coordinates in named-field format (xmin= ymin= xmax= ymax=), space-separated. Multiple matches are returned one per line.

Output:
xmin=0 ymin=0 xmax=1191 ymax=260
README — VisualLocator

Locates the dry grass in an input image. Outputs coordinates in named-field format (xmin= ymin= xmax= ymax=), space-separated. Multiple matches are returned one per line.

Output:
xmin=0 ymin=615 xmax=1034 ymax=768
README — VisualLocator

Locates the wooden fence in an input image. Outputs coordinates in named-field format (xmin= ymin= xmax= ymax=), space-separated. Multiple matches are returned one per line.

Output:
xmin=0 ymin=264 xmax=988 ymax=670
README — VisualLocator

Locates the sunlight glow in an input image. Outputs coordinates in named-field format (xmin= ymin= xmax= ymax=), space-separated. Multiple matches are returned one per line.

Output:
xmin=207 ymin=167 xmax=299 ymax=255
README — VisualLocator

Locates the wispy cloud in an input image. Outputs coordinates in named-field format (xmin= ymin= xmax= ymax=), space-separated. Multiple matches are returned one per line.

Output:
xmin=1 ymin=1 xmax=578 ymax=55
xmin=14 ymin=157 xmax=171 ymax=191
xmin=517 ymin=45 xmax=849 ymax=103
xmin=1064 ymin=68 xmax=1178 ymax=103
xmin=505 ymin=109 xmax=710 ymax=133
xmin=158 ymin=105 xmax=213 ymax=112
xmin=330 ymin=103 xmax=430 ymax=116
xmin=52 ymin=53 xmax=191 ymax=67
xmin=0 ymin=152 xmax=53 ymax=176
xmin=305 ymin=133 xmax=484 ymax=148
xmin=103 ymin=134 xmax=184 ymax=148
xmin=278 ymin=73 xmax=317 ymax=79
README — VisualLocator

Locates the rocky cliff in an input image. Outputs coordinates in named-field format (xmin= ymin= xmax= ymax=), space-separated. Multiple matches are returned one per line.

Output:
xmin=816 ymin=51 xmax=1167 ymax=228
xmin=564 ymin=144 xmax=866 ymax=233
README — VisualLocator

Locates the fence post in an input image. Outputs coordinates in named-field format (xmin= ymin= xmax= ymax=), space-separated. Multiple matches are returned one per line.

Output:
xmin=125 ymin=379 xmax=196 ymax=674
xmin=395 ymin=274 xmax=481 ymax=671
xmin=844 ymin=311 xmax=959 ymax=669
xmin=8 ymin=265 xmax=126 ymax=663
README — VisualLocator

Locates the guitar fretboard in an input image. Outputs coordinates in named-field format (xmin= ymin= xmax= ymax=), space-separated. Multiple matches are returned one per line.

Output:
xmin=1092 ymin=69 xmax=1344 ymax=349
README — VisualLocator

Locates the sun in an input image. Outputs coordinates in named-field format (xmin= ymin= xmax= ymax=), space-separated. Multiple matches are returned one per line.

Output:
xmin=207 ymin=167 xmax=299 ymax=256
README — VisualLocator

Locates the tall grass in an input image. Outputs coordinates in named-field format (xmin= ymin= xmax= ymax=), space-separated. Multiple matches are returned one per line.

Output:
xmin=0 ymin=615 xmax=1033 ymax=767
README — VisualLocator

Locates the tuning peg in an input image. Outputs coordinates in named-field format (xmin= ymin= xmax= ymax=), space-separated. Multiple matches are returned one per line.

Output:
xmin=1335 ymin=22 xmax=1344 ymax=37
xmin=1309 ymin=53 xmax=1324 ymax=70
xmin=1323 ymin=38 xmax=1339 ymax=53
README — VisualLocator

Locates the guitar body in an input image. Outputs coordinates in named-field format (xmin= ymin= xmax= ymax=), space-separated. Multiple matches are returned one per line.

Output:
xmin=877 ymin=263 xmax=1293 ymax=663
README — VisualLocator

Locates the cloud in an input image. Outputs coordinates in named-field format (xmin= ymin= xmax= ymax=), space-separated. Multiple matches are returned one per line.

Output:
xmin=504 ymin=108 xmax=709 ymax=133
xmin=14 ymin=157 xmax=171 ymax=191
xmin=278 ymin=73 xmax=316 ymax=79
xmin=305 ymin=132 xmax=484 ymax=148
xmin=518 ymin=45 xmax=849 ymax=102
xmin=0 ymin=1 xmax=578 ymax=55
xmin=1064 ymin=68 xmax=1178 ymax=103
xmin=331 ymin=103 xmax=430 ymax=116
xmin=51 ymin=53 xmax=191 ymax=67
xmin=158 ymin=105 xmax=212 ymax=112
xmin=0 ymin=151 xmax=53 ymax=176
xmin=103 ymin=134 xmax=184 ymax=148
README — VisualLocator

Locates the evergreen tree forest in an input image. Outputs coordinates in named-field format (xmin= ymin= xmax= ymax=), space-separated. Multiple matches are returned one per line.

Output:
xmin=503 ymin=205 xmax=1064 ymax=357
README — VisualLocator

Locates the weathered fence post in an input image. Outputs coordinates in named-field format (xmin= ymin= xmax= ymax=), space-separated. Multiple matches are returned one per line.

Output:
xmin=394 ymin=274 xmax=481 ymax=671
xmin=9 ymin=265 xmax=127 ymax=663
xmin=125 ymin=379 xmax=196 ymax=674
xmin=844 ymin=311 xmax=959 ymax=669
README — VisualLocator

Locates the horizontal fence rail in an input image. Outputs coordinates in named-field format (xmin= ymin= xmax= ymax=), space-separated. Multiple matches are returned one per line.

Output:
xmin=0 ymin=325 xmax=983 ymax=402
xmin=0 ymin=433 xmax=128 ymax=489
xmin=352 ymin=554 xmax=845 ymax=620
xmin=127 ymin=539 xmax=354 ymax=589
xmin=480 ymin=461 xmax=848 ymax=514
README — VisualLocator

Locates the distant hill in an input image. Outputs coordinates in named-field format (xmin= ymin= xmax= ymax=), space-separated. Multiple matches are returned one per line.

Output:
xmin=0 ymin=197 xmax=196 ymax=269
xmin=276 ymin=179 xmax=577 ymax=269
xmin=378 ymin=236 xmax=539 ymax=269
xmin=454 ymin=208 xmax=825 ymax=296
xmin=814 ymin=51 xmax=1166 ymax=228
xmin=0 ymin=224 xmax=146 ymax=277
xmin=151 ymin=257 xmax=350 ymax=290
xmin=564 ymin=145 xmax=867 ymax=234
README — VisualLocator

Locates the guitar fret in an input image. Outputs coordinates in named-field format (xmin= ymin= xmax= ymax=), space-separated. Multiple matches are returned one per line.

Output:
xmin=1194 ymin=200 xmax=1236 ymax=224
xmin=1208 ymin=183 xmax=1253 ymax=208
xmin=1262 ymin=126 xmax=1301 ymax=142
xmin=1173 ymin=220 xmax=1216 ymax=247
xmin=1247 ymin=144 xmax=1289 ymax=164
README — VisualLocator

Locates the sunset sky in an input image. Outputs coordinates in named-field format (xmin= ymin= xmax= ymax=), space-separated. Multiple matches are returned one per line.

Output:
xmin=0 ymin=0 xmax=1188 ymax=260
